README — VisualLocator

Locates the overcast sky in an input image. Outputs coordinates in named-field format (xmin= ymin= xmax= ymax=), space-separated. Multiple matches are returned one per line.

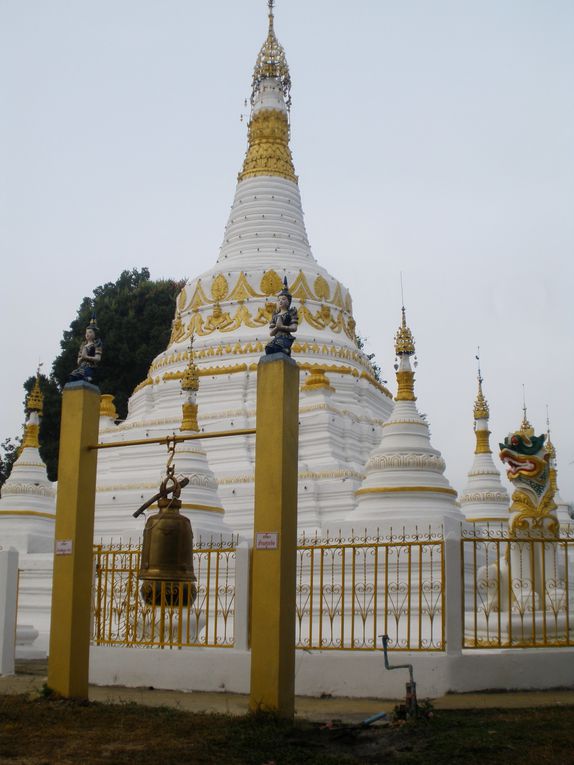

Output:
xmin=1 ymin=0 xmax=573 ymax=502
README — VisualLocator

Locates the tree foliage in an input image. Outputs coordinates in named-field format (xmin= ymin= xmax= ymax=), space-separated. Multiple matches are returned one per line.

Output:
xmin=1 ymin=268 xmax=184 ymax=486
xmin=0 ymin=437 xmax=20 ymax=487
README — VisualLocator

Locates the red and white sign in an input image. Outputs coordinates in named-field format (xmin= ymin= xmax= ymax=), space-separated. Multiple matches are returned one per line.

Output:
xmin=255 ymin=532 xmax=279 ymax=550
xmin=55 ymin=539 xmax=73 ymax=556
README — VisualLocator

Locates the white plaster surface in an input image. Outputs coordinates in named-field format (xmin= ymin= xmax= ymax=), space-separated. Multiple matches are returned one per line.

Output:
xmin=90 ymin=645 xmax=574 ymax=699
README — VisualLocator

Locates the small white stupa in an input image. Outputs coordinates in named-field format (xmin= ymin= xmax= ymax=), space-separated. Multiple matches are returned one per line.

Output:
xmin=546 ymin=417 xmax=573 ymax=529
xmin=0 ymin=372 xmax=55 ymax=553
xmin=97 ymin=341 xmax=228 ymax=542
xmin=459 ymin=365 xmax=509 ymax=523
xmin=352 ymin=307 xmax=463 ymax=529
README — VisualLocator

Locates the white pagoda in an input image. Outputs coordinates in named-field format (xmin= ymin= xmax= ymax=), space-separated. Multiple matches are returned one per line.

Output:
xmin=94 ymin=1 xmax=393 ymax=541
xmin=459 ymin=369 xmax=509 ymax=523
xmin=0 ymin=373 xmax=55 ymax=553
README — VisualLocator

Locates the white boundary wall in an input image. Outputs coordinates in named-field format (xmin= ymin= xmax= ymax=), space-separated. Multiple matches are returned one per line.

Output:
xmin=90 ymin=645 xmax=574 ymax=699
xmin=0 ymin=549 xmax=18 ymax=675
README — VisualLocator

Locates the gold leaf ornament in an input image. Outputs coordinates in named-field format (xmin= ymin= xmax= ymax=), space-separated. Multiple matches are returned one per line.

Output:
xmin=314 ymin=275 xmax=330 ymax=301
xmin=260 ymin=270 xmax=284 ymax=296
xmin=211 ymin=274 xmax=229 ymax=301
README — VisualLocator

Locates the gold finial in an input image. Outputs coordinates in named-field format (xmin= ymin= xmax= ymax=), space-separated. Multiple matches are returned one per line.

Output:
xmin=251 ymin=0 xmax=291 ymax=107
xmin=26 ymin=369 xmax=44 ymax=414
xmin=545 ymin=405 xmax=556 ymax=460
xmin=519 ymin=385 xmax=534 ymax=437
xmin=473 ymin=350 xmax=489 ymax=421
xmin=181 ymin=337 xmax=199 ymax=393
xmin=181 ymin=337 xmax=200 ymax=432
xmin=22 ymin=367 xmax=43 ymax=449
xmin=394 ymin=306 xmax=416 ymax=356
xmin=239 ymin=2 xmax=296 ymax=182
xmin=393 ymin=305 xmax=417 ymax=402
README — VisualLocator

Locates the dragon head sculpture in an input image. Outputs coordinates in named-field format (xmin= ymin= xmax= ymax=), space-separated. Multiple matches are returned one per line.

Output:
xmin=499 ymin=431 xmax=557 ymax=534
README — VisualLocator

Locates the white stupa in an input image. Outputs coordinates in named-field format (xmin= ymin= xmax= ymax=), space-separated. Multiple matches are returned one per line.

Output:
xmin=352 ymin=308 xmax=463 ymax=528
xmin=0 ymin=373 xmax=55 ymax=553
xmin=459 ymin=369 xmax=509 ymax=523
xmin=546 ymin=422 xmax=573 ymax=528
xmin=93 ymin=3 xmax=393 ymax=541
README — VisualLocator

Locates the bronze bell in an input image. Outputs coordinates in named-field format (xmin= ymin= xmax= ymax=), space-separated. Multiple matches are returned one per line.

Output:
xmin=136 ymin=469 xmax=197 ymax=607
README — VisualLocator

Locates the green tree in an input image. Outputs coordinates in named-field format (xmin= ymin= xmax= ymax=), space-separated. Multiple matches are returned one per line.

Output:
xmin=0 ymin=437 xmax=20 ymax=488
xmin=1 ymin=268 xmax=184 ymax=486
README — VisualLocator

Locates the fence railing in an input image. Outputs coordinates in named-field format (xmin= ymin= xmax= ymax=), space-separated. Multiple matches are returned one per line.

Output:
xmin=462 ymin=525 xmax=574 ymax=648
xmin=92 ymin=525 xmax=574 ymax=653
xmin=295 ymin=529 xmax=445 ymax=651
xmin=92 ymin=540 xmax=237 ymax=648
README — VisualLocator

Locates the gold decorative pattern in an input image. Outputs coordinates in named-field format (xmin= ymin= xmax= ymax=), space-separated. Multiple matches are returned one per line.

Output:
xmin=474 ymin=429 xmax=492 ymax=454
xmin=260 ymin=269 xmax=284 ymax=296
xmin=190 ymin=280 xmax=210 ymax=311
xmin=0 ymin=510 xmax=55 ymax=519
xmin=100 ymin=394 xmax=118 ymax=420
xmin=181 ymin=402 xmax=199 ymax=432
xmin=395 ymin=370 xmax=416 ymax=402
xmin=474 ymin=378 xmax=489 ymax=420
xmin=27 ymin=376 xmax=43 ymax=413
xmin=211 ymin=273 xmax=229 ymax=301
xmin=228 ymin=272 xmax=261 ymax=302
xmin=519 ymin=407 xmax=534 ymax=438
xmin=168 ymin=312 xmax=186 ymax=345
xmin=181 ymin=349 xmax=199 ymax=393
xmin=22 ymin=423 xmax=40 ymax=449
xmin=509 ymin=485 xmax=558 ymax=535
xmin=394 ymin=307 xmax=415 ymax=356
xmin=290 ymin=271 xmax=314 ymax=302
xmin=251 ymin=0 xmax=291 ymax=103
xmin=314 ymin=275 xmax=330 ymax=301
xmin=238 ymin=109 xmax=297 ymax=182
xmin=356 ymin=486 xmax=458 ymax=497
xmin=332 ymin=282 xmax=343 ymax=309
xmin=301 ymin=368 xmax=334 ymax=393
xmin=176 ymin=288 xmax=187 ymax=311
xmin=179 ymin=503 xmax=224 ymax=514
xmin=133 ymin=378 xmax=153 ymax=394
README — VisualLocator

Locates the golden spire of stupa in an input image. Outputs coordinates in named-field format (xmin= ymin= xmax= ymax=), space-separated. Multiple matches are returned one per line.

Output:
xmin=519 ymin=385 xmax=534 ymax=438
xmin=394 ymin=306 xmax=416 ymax=357
xmin=473 ymin=352 xmax=492 ymax=454
xmin=181 ymin=337 xmax=200 ymax=432
xmin=238 ymin=1 xmax=297 ymax=183
xmin=545 ymin=406 xmax=558 ymax=495
xmin=252 ymin=0 xmax=291 ymax=106
xmin=22 ymin=367 xmax=44 ymax=449
xmin=545 ymin=407 xmax=557 ymax=462
xmin=394 ymin=306 xmax=417 ymax=402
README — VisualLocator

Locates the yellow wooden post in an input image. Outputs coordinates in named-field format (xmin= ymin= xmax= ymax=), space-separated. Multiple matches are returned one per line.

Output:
xmin=249 ymin=354 xmax=299 ymax=718
xmin=48 ymin=382 xmax=100 ymax=698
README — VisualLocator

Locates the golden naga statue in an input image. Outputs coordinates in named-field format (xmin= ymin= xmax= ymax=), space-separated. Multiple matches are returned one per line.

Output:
xmin=499 ymin=429 xmax=558 ymax=535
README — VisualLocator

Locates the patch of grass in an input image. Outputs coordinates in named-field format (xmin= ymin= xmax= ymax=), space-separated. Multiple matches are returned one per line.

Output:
xmin=1 ymin=694 xmax=574 ymax=764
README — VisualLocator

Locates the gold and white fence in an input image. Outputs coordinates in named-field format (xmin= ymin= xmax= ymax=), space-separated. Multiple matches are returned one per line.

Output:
xmin=92 ymin=526 xmax=574 ymax=653
xmin=92 ymin=529 xmax=445 ymax=652
xmin=295 ymin=530 xmax=445 ymax=651
xmin=93 ymin=540 xmax=237 ymax=648
xmin=462 ymin=525 xmax=574 ymax=648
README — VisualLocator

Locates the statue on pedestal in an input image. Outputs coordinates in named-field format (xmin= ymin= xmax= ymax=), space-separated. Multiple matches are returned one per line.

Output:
xmin=265 ymin=278 xmax=298 ymax=357
xmin=69 ymin=317 xmax=102 ymax=384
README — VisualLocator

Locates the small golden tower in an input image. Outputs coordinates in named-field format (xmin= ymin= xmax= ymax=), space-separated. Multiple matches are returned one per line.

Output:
xmin=394 ymin=306 xmax=417 ymax=402
xmin=22 ymin=369 xmax=44 ymax=449
xmin=181 ymin=337 xmax=200 ymax=432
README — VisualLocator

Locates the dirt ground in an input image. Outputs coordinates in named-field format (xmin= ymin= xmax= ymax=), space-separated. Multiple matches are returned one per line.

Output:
xmin=2 ymin=691 xmax=574 ymax=765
